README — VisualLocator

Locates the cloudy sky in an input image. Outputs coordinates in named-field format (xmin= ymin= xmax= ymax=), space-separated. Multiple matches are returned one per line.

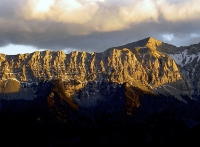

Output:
xmin=0 ymin=0 xmax=200 ymax=55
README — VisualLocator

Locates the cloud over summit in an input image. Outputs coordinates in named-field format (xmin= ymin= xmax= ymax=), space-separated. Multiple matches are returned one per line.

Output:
xmin=0 ymin=0 xmax=200 ymax=53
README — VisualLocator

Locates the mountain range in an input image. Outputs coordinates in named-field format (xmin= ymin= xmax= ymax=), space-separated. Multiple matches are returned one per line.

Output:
xmin=0 ymin=37 xmax=200 ymax=146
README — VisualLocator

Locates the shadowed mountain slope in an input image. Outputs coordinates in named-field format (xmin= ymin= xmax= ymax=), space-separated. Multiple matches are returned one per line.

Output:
xmin=1 ymin=37 xmax=200 ymax=146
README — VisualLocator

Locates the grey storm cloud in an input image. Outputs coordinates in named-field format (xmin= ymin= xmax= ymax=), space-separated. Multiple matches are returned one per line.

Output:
xmin=0 ymin=0 xmax=200 ymax=53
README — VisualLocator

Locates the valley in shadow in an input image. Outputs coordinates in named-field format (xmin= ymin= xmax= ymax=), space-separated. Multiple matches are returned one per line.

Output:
xmin=1 ymin=80 xmax=200 ymax=146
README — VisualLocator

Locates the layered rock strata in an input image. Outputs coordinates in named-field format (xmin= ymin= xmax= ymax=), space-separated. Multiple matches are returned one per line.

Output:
xmin=0 ymin=37 xmax=193 ymax=101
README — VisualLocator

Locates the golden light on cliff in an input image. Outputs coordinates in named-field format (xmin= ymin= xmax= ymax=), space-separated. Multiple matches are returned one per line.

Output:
xmin=0 ymin=78 xmax=20 ymax=93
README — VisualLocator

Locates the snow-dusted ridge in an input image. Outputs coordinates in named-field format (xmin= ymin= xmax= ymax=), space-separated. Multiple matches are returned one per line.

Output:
xmin=167 ymin=49 xmax=200 ymax=67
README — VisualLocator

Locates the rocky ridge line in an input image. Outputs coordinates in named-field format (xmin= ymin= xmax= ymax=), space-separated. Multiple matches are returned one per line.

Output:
xmin=0 ymin=37 xmax=191 ymax=100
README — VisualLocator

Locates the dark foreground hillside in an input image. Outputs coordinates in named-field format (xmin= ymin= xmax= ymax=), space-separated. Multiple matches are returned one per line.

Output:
xmin=1 ymin=83 xmax=200 ymax=147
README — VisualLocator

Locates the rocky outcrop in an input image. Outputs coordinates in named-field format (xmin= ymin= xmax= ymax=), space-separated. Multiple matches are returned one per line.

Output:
xmin=1 ymin=37 xmax=200 ymax=147
xmin=157 ymin=41 xmax=200 ymax=99
xmin=0 ymin=37 xmax=197 ymax=102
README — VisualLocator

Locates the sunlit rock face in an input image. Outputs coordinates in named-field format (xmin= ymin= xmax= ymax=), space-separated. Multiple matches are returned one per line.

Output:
xmin=1 ymin=37 xmax=200 ymax=146
xmin=1 ymin=37 xmax=193 ymax=101
xmin=157 ymin=42 xmax=200 ymax=99
xmin=0 ymin=36 xmax=200 ymax=104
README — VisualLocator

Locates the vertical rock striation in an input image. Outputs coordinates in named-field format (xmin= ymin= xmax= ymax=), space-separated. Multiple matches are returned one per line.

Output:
xmin=0 ymin=37 xmax=195 ymax=101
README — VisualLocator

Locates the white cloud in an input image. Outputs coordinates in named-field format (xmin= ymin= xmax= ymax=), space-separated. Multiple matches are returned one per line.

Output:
xmin=0 ymin=44 xmax=40 ymax=55
xmin=16 ymin=0 xmax=200 ymax=33
xmin=0 ymin=0 xmax=200 ymax=53
xmin=20 ymin=0 xmax=99 ymax=24
xmin=190 ymin=33 xmax=200 ymax=38
xmin=162 ymin=34 xmax=174 ymax=41
xmin=120 ymin=0 xmax=159 ymax=24
xmin=34 ymin=0 xmax=54 ymax=12
xmin=157 ymin=0 xmax=200 ymax=22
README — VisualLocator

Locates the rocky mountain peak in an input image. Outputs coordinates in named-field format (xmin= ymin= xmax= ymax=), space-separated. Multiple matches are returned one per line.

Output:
xmin=0 ymin=37 xmax=200 ymax=102
xmin=112 ymin=37 xmax=162 ymax=50
xmin=145 ymin=37 xmax=162 ymax=50
xmin=1 ymin=38 xmax=200 ymax=146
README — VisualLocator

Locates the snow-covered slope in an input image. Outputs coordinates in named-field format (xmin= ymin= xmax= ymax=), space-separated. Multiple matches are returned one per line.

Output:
xmin=157 ymin=42 xmax=200 ymax=99
xmin=168 ymin=49 xmax=200 ymax=67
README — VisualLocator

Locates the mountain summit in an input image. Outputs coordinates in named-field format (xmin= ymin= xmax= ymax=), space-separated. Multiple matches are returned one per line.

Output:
xmin=113 ymin=37 xmax=163 ymax=50
xmin=1 ymin=37 xmax=200 ymax=146
xmin=0 ymin=37 xmax=198 ymax=100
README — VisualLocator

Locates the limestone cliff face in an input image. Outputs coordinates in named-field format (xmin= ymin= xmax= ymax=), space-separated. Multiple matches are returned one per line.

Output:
xmin=157 ymin=41 xmax=200 ymax=99
xmin=0 ymin=37 xmax=192 ymax=101
xmin=1 ymin=38 xmax=200 ymax=147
